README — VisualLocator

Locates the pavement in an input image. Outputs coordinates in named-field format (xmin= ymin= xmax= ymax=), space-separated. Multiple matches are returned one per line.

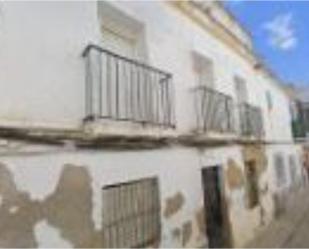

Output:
xmin=245 ymin=187 xmax=309 ymax=248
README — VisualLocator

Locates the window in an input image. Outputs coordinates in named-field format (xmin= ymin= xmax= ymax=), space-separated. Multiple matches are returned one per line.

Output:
xmin=266 ymin=91 xmax=273 ymax=110
xmin=192 ymin=52 xmax=214 ymax=88
xmin=274 ymin=153 xmax=287 ymax=187
xmin=234 ymin=76 xmax=248 ymax=103
xmin=245 ymin=160 xmax=259 ymax=209
xmin=289 ymin=155 xmax=297 ymax=186
xmin=98 ymin=1 xmax=146 ymax=60
xmin=102 ymin=178 xmax=161 ymax=248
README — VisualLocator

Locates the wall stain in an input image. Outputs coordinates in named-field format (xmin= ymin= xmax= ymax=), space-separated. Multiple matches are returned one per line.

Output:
xmin=225 ymin=159 xmax=245 ymax=190
xmin=172 ymin=227 xmax=181 ymax=240
xmin=243 ymin=145 xmax=267 ymax=176
xmin=0 ymin=162 xmax=103 ymax=248
xmin=164 ymin=192 xmax=185 ymax=219
xmin=182 ymin=221 xmax=192 ymax=247
xmin=195 ymin=207 xmax=206 ymax=235
xmin=0 ymin=163 xmax=39 ymax=247
xmin=42 ymin=164 xmax=102 ymax=248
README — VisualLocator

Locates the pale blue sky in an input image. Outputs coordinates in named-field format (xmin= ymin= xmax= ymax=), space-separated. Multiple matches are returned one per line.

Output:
xmin=225 ymin=0 xmax=309 ymax=87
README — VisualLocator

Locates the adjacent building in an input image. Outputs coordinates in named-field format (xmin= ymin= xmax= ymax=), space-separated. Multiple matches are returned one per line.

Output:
xmin=0 ymin=1 xmax=306 ymax=248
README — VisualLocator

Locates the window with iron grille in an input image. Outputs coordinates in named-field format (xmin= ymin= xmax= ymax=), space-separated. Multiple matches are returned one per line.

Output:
xmin=274 ymin=153 xmax=287 ymax=187
xmin=245 ymin=160 xmax=259 ymax=209
xmin=102 ymin=177 xmax=161 ymax=248
xmin=289 ymin=155 xmax=297 ymax=187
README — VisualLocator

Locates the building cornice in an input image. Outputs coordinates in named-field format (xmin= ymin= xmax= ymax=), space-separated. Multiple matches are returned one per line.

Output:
xmin=169 ymin=1 xmax=291 ymax=98
xmin=170 ymin=1 xmax=258 ymax=67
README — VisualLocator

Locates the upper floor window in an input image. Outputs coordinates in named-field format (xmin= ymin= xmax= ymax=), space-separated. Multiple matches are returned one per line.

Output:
xmin=192 ymin=52 xmax=214 ymax=88
xmin=266 ymin=91 xmax=273 ymax=110
xmin=234 ymin=76 xmax=248 ymax=103
xmin=98 ymin=2 xmax=147 ymax=60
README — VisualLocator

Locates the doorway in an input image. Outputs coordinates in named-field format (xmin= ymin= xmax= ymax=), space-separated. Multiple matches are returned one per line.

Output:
xmin=201 ymin=166 xmax=229 ymax=248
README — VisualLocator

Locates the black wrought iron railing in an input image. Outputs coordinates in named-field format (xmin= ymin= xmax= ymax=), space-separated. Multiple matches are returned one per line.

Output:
xmin=292 ymin=101 xmax=309 ymax=139
xmin=82 ymin=44 xmax=175 ymax=128
xmin=194 ymin=85 xmax=235 ymax=133
xmin=239 ymin=103 xmax=264 ymax=138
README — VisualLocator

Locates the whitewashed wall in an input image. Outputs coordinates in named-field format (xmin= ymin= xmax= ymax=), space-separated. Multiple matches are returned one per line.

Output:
xmin=0 ymin=2 xmax=302 ymax=247
xmin=0 ymin=1 xmax=99 ymax=128
xmin=0 ymin=1 xmax=294 ymax=141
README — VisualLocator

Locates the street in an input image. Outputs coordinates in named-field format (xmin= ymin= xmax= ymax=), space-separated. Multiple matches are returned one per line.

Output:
xmin=246 ymin=187 xmax=309 ymax=248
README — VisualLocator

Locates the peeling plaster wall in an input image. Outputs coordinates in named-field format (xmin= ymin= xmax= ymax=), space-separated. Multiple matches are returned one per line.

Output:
xmin=0 ymin=142 xmax=303 ymax=248
xmin=0 ymin=147 xmax=208 ymax=248
xmin=198 ymin=145 xmax=275 ymax=247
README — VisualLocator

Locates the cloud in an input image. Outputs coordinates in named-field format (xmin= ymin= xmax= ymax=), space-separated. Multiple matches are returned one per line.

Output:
xmin=263 ymin=13 xmax=298 ymax=51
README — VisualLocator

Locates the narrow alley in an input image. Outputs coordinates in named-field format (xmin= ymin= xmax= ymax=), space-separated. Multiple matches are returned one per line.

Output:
xmin=246 ymin=187 xmax=309 ymax=248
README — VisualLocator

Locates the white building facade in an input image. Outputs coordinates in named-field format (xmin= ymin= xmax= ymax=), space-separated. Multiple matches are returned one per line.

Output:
xmin=0 ymin=1 xmax=306 ymax=248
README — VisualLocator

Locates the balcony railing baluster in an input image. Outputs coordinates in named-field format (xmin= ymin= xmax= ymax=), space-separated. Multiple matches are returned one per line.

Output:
xmin=83 ymin=44 xmax=174 ymax=128
xmin=239 ymin=103 xmax=264 ymax=138
xmin=194 ymin=86 xmax=235 ymax=134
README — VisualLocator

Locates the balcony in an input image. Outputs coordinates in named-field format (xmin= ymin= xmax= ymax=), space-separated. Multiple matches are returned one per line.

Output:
xmin=82 ymin=44 xmax=175 ymax=129
xmin=239 ymin=103 xmax=264 ymax=139
xmin=193 ymin=86 xmax=235 ymax=134
xmin=292 ymin=101 xmax=309 ymax=140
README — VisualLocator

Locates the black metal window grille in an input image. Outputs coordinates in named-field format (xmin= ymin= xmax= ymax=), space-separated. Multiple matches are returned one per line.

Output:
xmin=239 ymin=103 xmax=264 ymax=138
xmin=102 ymin=177 xmax=161 ymax=248
xmin=82 ymin=44 xmax=175 ymax=128
xmin=289 ymin=155 xmax=297 ymax=187
xmin=193 ymin=85 xmax=235 ymax=133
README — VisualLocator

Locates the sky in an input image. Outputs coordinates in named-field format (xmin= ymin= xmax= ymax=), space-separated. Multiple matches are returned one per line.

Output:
xmin=224 ymin=0 xmax=309 ymax=87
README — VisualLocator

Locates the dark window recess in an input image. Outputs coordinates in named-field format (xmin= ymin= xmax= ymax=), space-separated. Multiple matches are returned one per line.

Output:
xmin=202 ymin=166 xmax=229 ymax=248
xmin=102 ymin=177 xmax=161 ymax=248
xmin=245 ymin=160 xmax=259 ymax=209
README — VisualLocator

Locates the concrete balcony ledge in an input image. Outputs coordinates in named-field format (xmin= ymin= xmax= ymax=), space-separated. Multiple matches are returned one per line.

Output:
xmin=0 ymin=123 xmax=177 ymax=150
xmin=0 ymin=122 xmax=288 ymax=151
xmin=178 ymin=132 xmax=238 ymax=147
xmin=237 ymin=136 xmax=266 ymax=145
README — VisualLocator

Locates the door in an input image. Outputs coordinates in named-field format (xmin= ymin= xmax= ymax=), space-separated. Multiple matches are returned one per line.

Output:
xmin=202 ymin=166 xmax=226 ymax=248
